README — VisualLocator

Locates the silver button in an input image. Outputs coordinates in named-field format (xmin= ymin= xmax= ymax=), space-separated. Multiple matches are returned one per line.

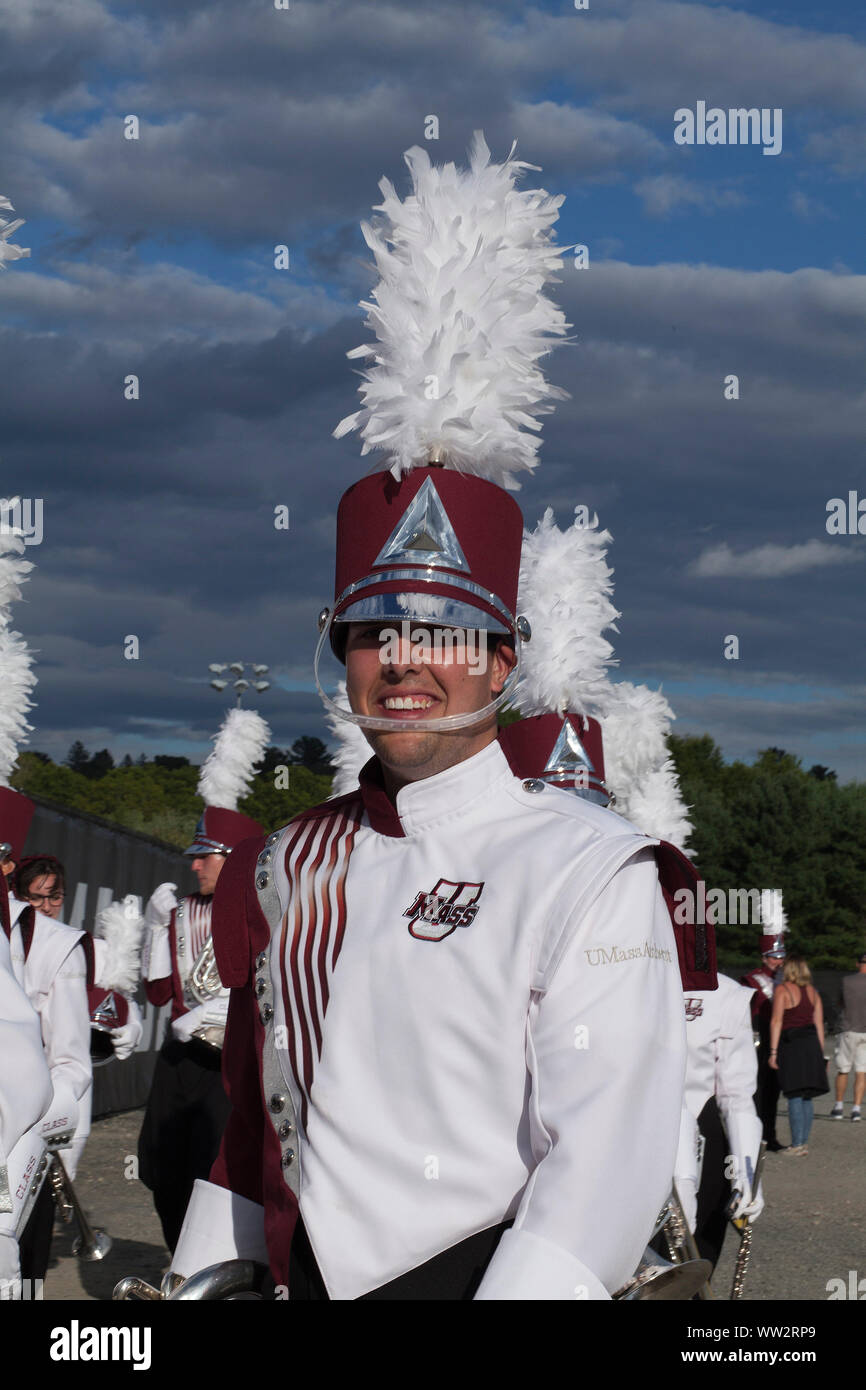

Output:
xmin=269 ymin=1092 xmax=288 ymax=1113
xmin=256 ymin=872 xmax=269 ymax=889
xmin=254 ymin=979 xmax=266 ymax=998
xmin=523 ymin=778 xmax=545 ymax=793
xmin=278 ymin=1120 xmax=293 ymax=1140
xmin=255 ymin=951 xmax=267 ymax=971
xmin=257 ymin=850 xmax=271 ymax=865
xmin=260 ymin=1004 xmax=274 ymax=1023
xmin=281 ymin=1149 xmax=295 ymax=1168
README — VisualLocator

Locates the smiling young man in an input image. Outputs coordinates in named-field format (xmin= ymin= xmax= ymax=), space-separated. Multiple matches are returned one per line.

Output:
xmin=167 ymin=463 xmax=689 ymax=1301
xmin=345 ymin=620 xmax=515 ymax=789
xmin=164 ymin=136 xmax=691 ymax=1302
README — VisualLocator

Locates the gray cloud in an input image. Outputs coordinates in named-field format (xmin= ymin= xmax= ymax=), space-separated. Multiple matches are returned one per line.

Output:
xmin=689 ymin=539 xmax=864 ymax=578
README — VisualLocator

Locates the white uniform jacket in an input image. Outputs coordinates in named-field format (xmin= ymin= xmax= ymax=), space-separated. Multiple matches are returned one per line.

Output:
xmin=676 ymin=975 xmax=761 ymax=1220
xmin=174 ymin=741 xmax=687 ymax=1300
xmin=1 ymin=895 xmax=91 ymax=1239
xmin=0 ymin=928 xmax=52 ymax=1195
xmin=142 ymin=890 xmax=228 ymax=1044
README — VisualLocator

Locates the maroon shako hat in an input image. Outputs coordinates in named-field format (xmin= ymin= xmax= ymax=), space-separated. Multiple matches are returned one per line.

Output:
xmin=331 ymin=466 xmax=524 ymax=647
xmin=186 ymin=706 xmax=270 ymax=856
xmin=499 ymin=713 xmax=611 ymax=806
xmin=0 ymin=785 xmax=35 ymax=864
xmin=185 ymin=805 xmax=264 ymax=857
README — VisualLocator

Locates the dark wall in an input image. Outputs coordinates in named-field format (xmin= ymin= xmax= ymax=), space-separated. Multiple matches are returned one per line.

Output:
xmin=23 ymin=796 xmax=197 ymax=1115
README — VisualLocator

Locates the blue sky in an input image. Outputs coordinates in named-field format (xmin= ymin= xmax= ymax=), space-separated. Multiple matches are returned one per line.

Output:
xmin=0 ymin=0 xmax=863 ymax=778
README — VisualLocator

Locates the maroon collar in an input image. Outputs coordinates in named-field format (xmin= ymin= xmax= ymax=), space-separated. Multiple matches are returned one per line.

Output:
xmin=358 ymin=757 xmax=404 ymax=838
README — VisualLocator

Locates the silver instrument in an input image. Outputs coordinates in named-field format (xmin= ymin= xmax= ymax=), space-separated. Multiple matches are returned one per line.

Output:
xmin=614 ymin=1187 xmax=714 ymax=1301
xmin=114 ymin=1260 xmax=269 ymax=1301
xmin=188 ymin=935 xmax=226 ymax=1049
xmin=729 ymin=1141 xmax=767 ymax=1301
xmin=48 ymin=1152 xmax=112 ymax=1261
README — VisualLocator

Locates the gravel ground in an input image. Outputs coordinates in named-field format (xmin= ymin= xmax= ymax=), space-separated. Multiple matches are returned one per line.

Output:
xmin=42 ymin=1067 xmax=864 ymax=1302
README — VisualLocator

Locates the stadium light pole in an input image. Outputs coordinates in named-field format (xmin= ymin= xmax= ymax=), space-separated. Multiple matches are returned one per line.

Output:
xmin=208 ymin=662 xmax=271 ymax=707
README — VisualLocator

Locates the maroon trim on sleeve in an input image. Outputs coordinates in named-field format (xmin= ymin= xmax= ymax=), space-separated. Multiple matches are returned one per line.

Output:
xmin=654 ymin=840 xmax=718 ymax=992
xmin=212 ymin=836 xmax=266 ymax=989
xmin=0 ymin=874 xmax=9 ymax=938
xmin=209 ymin=843 xmax=299 ymax=1286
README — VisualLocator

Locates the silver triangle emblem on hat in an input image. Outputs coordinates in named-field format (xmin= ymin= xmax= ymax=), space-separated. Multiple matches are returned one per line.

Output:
xmin=92 ymin=991 xmax=119 ymax=1027
xmin=544 ymin=719 xmax=597 ymax=777
xmin=373 ymin=476 xmax=470 ymax=573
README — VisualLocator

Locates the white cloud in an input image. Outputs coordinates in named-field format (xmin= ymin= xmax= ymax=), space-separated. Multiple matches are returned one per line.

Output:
xmin=635 ymin=174 xmax=747 ymax=217
xmin=690 ymin=539 xmax=863 ymax=579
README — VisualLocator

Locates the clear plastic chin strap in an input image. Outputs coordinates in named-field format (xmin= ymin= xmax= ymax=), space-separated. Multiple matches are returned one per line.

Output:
xmin=313 ymin=606 xmax=526 ymax=734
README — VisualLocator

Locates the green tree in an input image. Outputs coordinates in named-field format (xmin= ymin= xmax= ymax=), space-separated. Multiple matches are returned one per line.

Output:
xmin=287 ymin=736 xmax=334 ymax=777
xmin=65 ymin=741 xmax=90 ymax=774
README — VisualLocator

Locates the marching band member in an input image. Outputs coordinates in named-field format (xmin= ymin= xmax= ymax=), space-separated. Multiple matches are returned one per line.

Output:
xmin=0 ymin=507 xmax=91 ymax=1280
xmin=740 ymin=912 xmax=788 ymax=1151
xmin=0 ymin=794 xmax=91 ymax=1283
xmin=138 ymin=707 xmax=267 ymax=1252
xmin=0 ymin=872 xmax=52 ymax=1290
xmin=677 ymin=977 xmax=764 ymax=1266
xmin=170 ymin=134 xmax=690 ymax=1300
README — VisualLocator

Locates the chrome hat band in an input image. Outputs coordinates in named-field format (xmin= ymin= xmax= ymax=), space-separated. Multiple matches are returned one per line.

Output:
xmin=184 ymin=838 xmax=231 ymax=858
xmin=333 ymin=567 xmax=515 ymax=632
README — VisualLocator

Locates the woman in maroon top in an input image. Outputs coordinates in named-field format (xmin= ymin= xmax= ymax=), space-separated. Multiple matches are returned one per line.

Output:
xmin=769 ymin=957 xmax=828 ymax=1154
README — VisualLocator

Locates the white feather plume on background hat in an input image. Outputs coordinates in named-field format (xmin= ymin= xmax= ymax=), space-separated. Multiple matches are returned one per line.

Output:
xmin=325 ymin=681 xmax=373 ymax=798
xmin=197 ymin=707 xmax=271 ymax=810
xmin=0 ymin=195 xmax=29 ymax=269
xmin=601 ymin=681 xmax=693 ymax=850
xmin=514 ymin=507 xmax=619 ymax=719
xmin=0 ymin=512 xmax=36 ymax=788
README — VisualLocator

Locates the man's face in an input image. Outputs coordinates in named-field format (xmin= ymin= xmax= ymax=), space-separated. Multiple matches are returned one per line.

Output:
xmin=25 ymin=873 xmax=64 ymax=918
xmin=0 ymin=857 xmax=14 ymax=878
xmin=344 ymin=621 xmax=516 ymax=788
xmin=190 ymin=854 xmax=226 ymax=896
xmin=763 ymin=954 xmax=783 ymax=975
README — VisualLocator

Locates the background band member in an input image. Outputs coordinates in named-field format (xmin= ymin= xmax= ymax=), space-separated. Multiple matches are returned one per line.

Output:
xmin=676 ymin=977 xmax=764 ymax=1268
xmin=741 ymin=922 xmax=787 ymax=1151
xmin=138 ymin=708 xmax=266 ymax=1253
xmin=0 ymin=874 xmax=53 ymax=1290
xmin=2 ymin=806 xmax=91 ymax=1283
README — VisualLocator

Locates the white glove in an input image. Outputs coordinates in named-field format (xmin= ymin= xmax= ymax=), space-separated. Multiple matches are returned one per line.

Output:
xmin=171 ymin=996 xmax=228 ymax=1045
xmin=145 ymin=882 xmax=178 ymax=929
xmin=729 ymin=1181 xmax=764 ymax=1222
xmin=0 ymin=1232 xmax=20 ymax=1287
xmin=111 ymin=998 xmax=143 ymax=1061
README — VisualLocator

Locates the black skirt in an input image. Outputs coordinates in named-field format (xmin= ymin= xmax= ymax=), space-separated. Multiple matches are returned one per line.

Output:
xmin=778 ymin=1024 xmax=829 ymax=1099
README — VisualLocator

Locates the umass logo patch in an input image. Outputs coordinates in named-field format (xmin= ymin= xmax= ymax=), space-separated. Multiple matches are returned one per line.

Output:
xmin=403 ymin=879 xmax=484 ymax=942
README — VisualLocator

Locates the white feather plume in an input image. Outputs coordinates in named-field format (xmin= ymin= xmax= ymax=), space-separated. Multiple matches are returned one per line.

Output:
xmin=334 ymin=131 xmax=570 ymax=488
xmin=601 ymin=681 xmax=692 ymax=849
xmin=514 ymin=508 xmax=619 ymax=720
xmin=759 ymin=889 xmax=787 ymax=937
xmin=0 ymin=195 xmax=30 ymax=268
xmin=324 ymin=680 xmax=372 ymax=797
xmin=0 ymin=516 xmax=36 ymax=786
xmin=93 ymin=900 xmax=144 ymax=995
xmin=197 ymin=707 xmax=270 ymax=810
